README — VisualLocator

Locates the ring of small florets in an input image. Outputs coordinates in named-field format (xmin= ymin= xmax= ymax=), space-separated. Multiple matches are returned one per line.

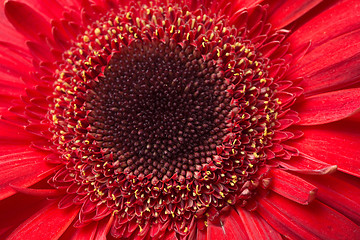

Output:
xmin=48 ymin=3 xmax=281 ymax=235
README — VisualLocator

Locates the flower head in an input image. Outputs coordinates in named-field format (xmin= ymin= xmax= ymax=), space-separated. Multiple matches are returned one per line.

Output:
xmin=0 ymin=0 xmax=360 ymax=239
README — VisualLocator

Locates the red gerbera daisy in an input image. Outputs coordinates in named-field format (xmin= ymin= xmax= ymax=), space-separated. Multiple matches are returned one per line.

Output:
xmin=0 ymin=0 xmax=360 ymax=239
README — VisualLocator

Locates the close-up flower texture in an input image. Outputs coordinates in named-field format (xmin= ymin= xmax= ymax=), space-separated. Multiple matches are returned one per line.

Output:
xmin=0 ymin=0 xmax=360 ymax=239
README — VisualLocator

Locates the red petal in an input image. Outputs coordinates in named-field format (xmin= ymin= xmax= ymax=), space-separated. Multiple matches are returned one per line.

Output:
xmin=0 ymin=121 xmax=35 ymax=144
xmin=267 ymin=0 xmax=323 ymax=29
xmin=258 ymin=41 xmax=280 ymax=58
xmin=295 ymin=88 xmax=360 ymax=125
xmin=0 ymin=41 xmax=32 ymax=78
xmin=303 ymin=172 xmax=360 ymax=225
xmin=270 ymin=168 xmax=317 ymax=205
xmin=207 ymin=207 xmax=247 ymax=239
xmin=247 ymin=4 xmax=267 ymax=30
xmin=0 ymin=16 xmax=27 ymax=48
xmin=288 ymin=0 xmax=360 ymax=58
xmin=5 ymin=1 xmax=52 ymax=42
xmin=94 ymin=215 xmax=114 ymax=240
xmin=289 ymin=123 xmax=360 ymax=177
xmin=236 ymin=208 xmax=282 ymax=240
xmin=258 ymin=193 xmax=360 ymax=240
xmin=216 ymin=0 xmax=264 ymax=19
xmin=0 ymin=85 xmax=25 ymax=102
xmin=0 ymin=194 xmax=47 ymax=238
xmin=26 ymin=41 xmax=54 ymax=61
xmin=288 ymin=28 xmax=360 ymax=95
xmin=347 ymin=111 xmax=360 ymax=122
xmin=58 ymin=194 xmax=76 ymax=209
xmin=0 ymin=143 xmax=30 ymax=155
xmin=63 ymin=222 xmax=98 ymax=240
xmin=10 ymin=184 xmax=61 ymax=197
xmin=234 ymin=0 xmax=264 ymax=9
xmin=24 ymin=0 xmax=65 ymax=20
xmin=196 ymin=228 xmax=207 ymax=240
xmin=0 ymin=148 xmax=56 ymax=200
xmin=276 ymin=155 xmax=337 ymax=175
xmin=7 ymin=202 xmax=79 ymax=240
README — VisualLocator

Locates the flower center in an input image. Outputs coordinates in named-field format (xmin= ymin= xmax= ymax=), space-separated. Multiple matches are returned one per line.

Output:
xmin=48 ymin=2 xmax=286 ymax=237
xmin=89 ymin=43 xmax=229 ymax=181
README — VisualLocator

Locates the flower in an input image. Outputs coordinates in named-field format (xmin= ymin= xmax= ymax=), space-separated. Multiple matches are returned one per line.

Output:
xmin=0 ymin=0 xmax=360 ymax=239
